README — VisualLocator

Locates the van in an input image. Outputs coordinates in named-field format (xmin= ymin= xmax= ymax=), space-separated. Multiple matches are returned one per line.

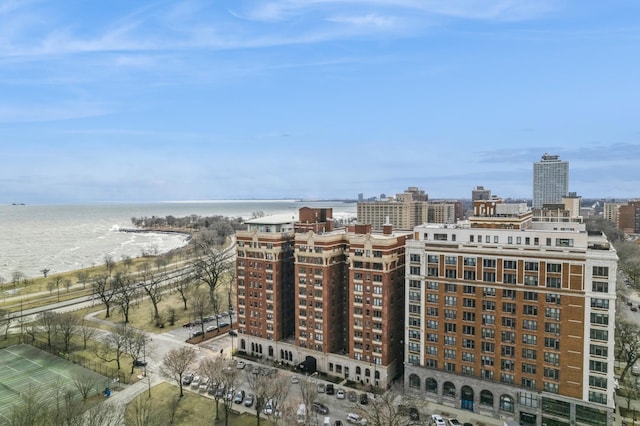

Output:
xmin=323 ymin=417 xmax=331 ymax=426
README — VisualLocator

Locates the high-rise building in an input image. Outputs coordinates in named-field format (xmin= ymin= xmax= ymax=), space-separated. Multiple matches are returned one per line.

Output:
xmin=618 ymin=199 xmax=640 ymax=234
xmin=236 ymin=208 xmax=411 ymax=388
xmin=533 ymin=154 xmax=569 ymax=209
xmin=472 ymin=186 xmax=492 ymax=201
xmin=357 ymin=186 xmax=428 ymax=230
xmin=404 ymin=199 xmax=617 ymax=426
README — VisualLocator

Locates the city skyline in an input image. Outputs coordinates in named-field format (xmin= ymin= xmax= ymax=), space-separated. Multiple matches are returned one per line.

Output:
xmin=1 ymin=1 xmax=639 ymax=204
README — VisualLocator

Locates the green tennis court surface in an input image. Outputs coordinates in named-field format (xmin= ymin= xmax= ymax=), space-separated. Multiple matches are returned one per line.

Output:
xmin=0 ymin=344 xmax=108 ymax=423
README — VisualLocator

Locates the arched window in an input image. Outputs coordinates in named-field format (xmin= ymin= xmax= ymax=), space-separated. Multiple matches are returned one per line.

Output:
xmin=280 ymin=349 xmax=284 ymax=359
xmin=426 ymin=378 xmax=437 ymax=393
xmin=356 ymin=366 xmax=361 ymax=375
xmin=443 ymin=381 xmax=456 ymax=397
xmin=268 ymin=346 xmax=274 ymax=357
xmin=241 ymin=339 xmax=246 ymax=350
xmin=409 ymin=374 xmax=421 ymax=389
xmin=500 ymin=395 xmax=514 ymax=413
xmin=365 ymin=368 xmax=371 ymax=377
xmin=480 ymin=390 xmax=494 ymax=407
xmin=375 ymin=370 xmax=380 ymax=380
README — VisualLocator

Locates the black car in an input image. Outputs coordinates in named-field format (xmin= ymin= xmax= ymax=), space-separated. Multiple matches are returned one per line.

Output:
xmin=182 ymin=373 xmax=194 ymax=385
xmin=192 ymin=330 xmax=204 ymax=337
xmin=133 ymin=359 xmax=147 ymax=367
xmin=229 ymin=329 xmax=237 ymax=336
xmin=312 ymin=402 xmax=329 ymax=415
xmin=359 ymin=393 xmax=368 ymax=405
xmin=325 ymin=384 xmax=335 ymax=395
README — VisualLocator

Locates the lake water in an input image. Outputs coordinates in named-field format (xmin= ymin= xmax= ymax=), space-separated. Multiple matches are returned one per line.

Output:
xmin=0 ymin=200 xmax=356 ymax=279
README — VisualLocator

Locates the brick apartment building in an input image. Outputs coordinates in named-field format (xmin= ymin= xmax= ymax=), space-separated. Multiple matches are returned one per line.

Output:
xmin=235 ymin=208 xmax=411 ymax=388
xmin=404 ymin=199 xmax=618 ymax=426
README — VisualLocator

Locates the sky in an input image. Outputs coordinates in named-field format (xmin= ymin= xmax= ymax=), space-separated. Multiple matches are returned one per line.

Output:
xmin=0 ymin=0 xmax=639 ymax=203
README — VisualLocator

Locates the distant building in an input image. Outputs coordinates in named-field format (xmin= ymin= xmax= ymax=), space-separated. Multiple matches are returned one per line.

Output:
xmin=358 ymin=193 xmax=364 ymax=202
xmin=532 ymin=193 xmax=583 ymax=224
xmin=472 ymin=186 xmax=492 ymax=201
xmin=533 ymin=154 xmax=569 ymax=209
xmin=428 ymin=200 xmax=462 ymax=224
xmin=603 ymin=202 xmax=623 ymax=225
xmin=618 ymin=199 xmax=640 ymax=234
xmin=405 ymin=198 xmax=618 ymax=425
xmin=358 ymin=187 xmax=429 ymax=230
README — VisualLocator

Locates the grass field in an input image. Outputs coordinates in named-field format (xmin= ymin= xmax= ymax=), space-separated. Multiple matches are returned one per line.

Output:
xmin=0 ymin=344 xmax=108 ymax=423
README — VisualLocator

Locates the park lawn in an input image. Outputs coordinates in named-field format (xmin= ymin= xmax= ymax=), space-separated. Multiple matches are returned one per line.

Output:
xmin=126 ymin=382 xmax=266 ymax=426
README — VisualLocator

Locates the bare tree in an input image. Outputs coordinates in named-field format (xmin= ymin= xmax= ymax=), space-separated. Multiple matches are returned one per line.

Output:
xmin=125 ymin=328 xmax=151 ymax=375
xmin=56 ymin=311 xmax=80 ymax=352
xmin=266 ymin=374 xmax=292 ymax=426
xmin=126 ymin=395 xmax=170 ymax=426
xmin=296 ymin=375 xmax=318 ymax=426
xmin=113 ymin=271 xmax=138 ymax=323
xmin=174 ymin=274 xmax=196 ymax=311
xmin=199 ymin=356 xmax=228 ymax=421
xmin=218 ymin=360 xmax=241 ymax=426
xmin=84 ymin=400 xmax=126 ymax=426
xmin=64 ymin=278 xmax=72 ymax=292
xmin=104 ymin=254 xmax=116 ymax=277
xmin=138 ymin=262 xmax=164 ymax=327
xmin=162 ymin=346 xmax=198 ymax=397
xmin=49 ymin=276 xmax=64 ymax=302
xmin=92 ymin=274 xmax=116 ymax=318
xmin=0 ymin=307 xmax=12 ymax=340
xmin=246 ymin=370 xmax=272 ymax=426
xmin=94 ymin=324 xmax=129 ymax=370
xmin=37 ymin=311 xmax=58 ymax=348
xmin=11 ymin=271 xmax=25 ymax=289
xmin=616 ymin=320 xmax=640 ymax=381
xmin=73 ymin=371 xmax=99 ymax=401
xmin=191 ymin=288 xmax=209 ymax=338
xmin=75 ymin=270 xmax=90 ymax=289
xmin=78 ymin=320 xmax=97 ymax=349
xmin=41 ymin=267 xmax=51 ymax=278
xmin=192 ymin=240 xmax=233 ymax=305
xmin=8 ymin=384 xmax=50 ymax=425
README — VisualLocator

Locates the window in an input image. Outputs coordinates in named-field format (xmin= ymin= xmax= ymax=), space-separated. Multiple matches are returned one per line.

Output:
xmin=482 ymin=300 xmax=496 ymax=311
xmin=463 ymin=257 xmax=476 ymax=266
xmin=556 ymin=238 xmax=574 ymax=247
xmin=546 ymin=293 xmax=561 ymax=304
xmin=501 ymin=359 xmax=515 ymax=372
xmin=589 ymin=360 xmax=608 ymax=373
xmin=544 ymin=337 xmax=560 ymax=350
xmin=445 ymin=296 xmax=457 ymax=306
xmin=463 ymin=285 xmax=476 ymax=294
xmin=500 ymin=395 xmax=514 ymax=413
xmin=501 ymin=345 xmax=515 ymax=357
xmin=463 ymin=270 xmax=476 ymax=280
xmin=523 ymin=291 xmax=538 ymax=301
xmin=482 ymin=328 xmax=495 ymax=339
xmin=444 ymin=335 xmax=456 ymax=346
xmin=545 ymin=322 xmax=560 ymax=335
xmin=503 ymin=260 xmax=517 ymax=269
xmin=591 ymin=298 xmax=609 ymax=309
xmin=445 ymin=256 xmax=457 ymax=265
xmin=483 ymin=272 xmax=496 ymax=282
xmin=522 ymin=334 xmax=537 ymax=345
xmin=427 ymin=281 xmax=439 ymax=290
xmin=545 ymin=368 xmax=560 ymax=380
xmin=445 ymin=269 xmax=457 ymax=278
xmin=502 ymin=303 xmax=516 ymax=314
xmin=524 ymin=261 xmax=539 ymax=271
xmin=522 ymin=363 xmax=537 ymax=374
xmin=427 ymin=255 xmax=439 ymax=263
xmin=590 ymin=313 xmax=609 ymax=326
xmin=483 ymin=287 xmax=496 ymax=297
xmin=524 ymin=275 xmax=539 ymax=286
xmin=445 ymin=283 xmax=457 ymax=292
xmin=502 ymin=331 xmax=515 ymax=343
xmin=503 ymin=273 xmax=517 ymax=284
xmin=523 ymin=305 xmax=538 ymax=316
xmin=544 ymin=352 xmax=560 ymax=366
xmin=546 ymin=277 xmax=561 ymax=288
xmin=592 ymin=281 xmax=608 ymax=292
xmin=545 ymin=307 xmax=560 ymax=320
xmin=592 ymin=266 xmax=609 ymax=277
xmin=482 ymin=342 xmax=495 ymax=353
xmin=590 ymin=329 xmax=608 ymax=341
xmin=590 ymin=344 xmax=608 ymax=357
xmin=547 ymin=263 xmax=562 ymax=273
xmin=502 ymin=317 xmax=516 ymax=328
xmin=483 ymin=258 xmax=497 ymax=268
xmin=502 ymin=289 xmax=515 ymax=299
xmin=482 ymin=314 xmax=495 ymax=325
xmin=463 ymin=298 xmax=475 ymax=308
xmin=522 ymin=348 xmax=537 ymax=360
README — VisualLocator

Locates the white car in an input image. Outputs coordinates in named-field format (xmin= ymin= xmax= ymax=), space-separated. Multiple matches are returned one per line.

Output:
xmin=236 ymin=361 xmax=246 ymax=369
xmin=263 ymin=399 xmax=274 ymax=415
xmin=432 ymin=415 xmax=446 ymax=426
xmin=336 ymin=388 xmax=345 ymax=399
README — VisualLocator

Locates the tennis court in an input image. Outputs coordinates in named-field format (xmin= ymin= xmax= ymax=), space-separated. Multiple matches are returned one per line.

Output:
xmin=0 ymin=344 xmax=108 ymax=423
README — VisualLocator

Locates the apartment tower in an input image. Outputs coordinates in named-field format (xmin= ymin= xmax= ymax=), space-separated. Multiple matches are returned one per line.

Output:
xmin=404 ymin=198 xmax=617 ymax=426
xmin=533 ymin=153 xmax=569 ymax=209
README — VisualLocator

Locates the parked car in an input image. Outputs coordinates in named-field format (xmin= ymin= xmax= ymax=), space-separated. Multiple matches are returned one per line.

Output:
xmin=347 ymin=390 xmax=357 ymax=402
xmin=632 ymin=306 xmax=638 ymax=312
xmin=334 ymin=421 xmax=343 ymax=426
xmin=312 ymin=402 xmax=329 ymax=415
xmin=219 ymin=321 xmax=230 ymax=328
xmin=325 ymin=384 xmax=335 ymax=395
xmin=215 ymin=385 xmax=225 ymax=399
xmin=199 ymin=377 xmax=210 ymax=392
xmin=225 ymin=387 xmax=235 ymax=401
xmin=206 ymin=325 xmax=217 ymax=332
xmin=133 ymin=359 xmax=147 ymax=367
xmin=448 ymin=419 xmax=461 ymax=426
xmin=263 ymin=399 xmax=274 ymax=415
xmin=192 ymin=330 xmax=204 ymax=337
xmin=346 ymin=413 xmax=362 ymax=424
xmin=359 ymin=393 xmax=368 ymax=405
xmin=244 ymin=393 xmax=255 ymax=407
xmin=317 ymin=383 xmax=326 ymax=393
xmin=236 ymin=361 xmax=246 ymax=369
xmin=432 ymin=415 xmax=446 ymax=426
xmin=291 ymin=376 xmax=300 ymax=384
xmin=229 ymin=329 xmax=237 ymax=336
xmin=190 ymin=375 xmax=201 ymax=389
xmin=336 ymin=388 xmax=345 ymax=399
xmin=181 ymin=373 xmax=194 ymax=385
xmin=234 ymin=390 xmax=245 ymax=404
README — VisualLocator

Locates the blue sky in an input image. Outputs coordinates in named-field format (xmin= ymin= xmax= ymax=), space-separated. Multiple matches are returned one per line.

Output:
xmin=1 ymin=0 xmax=638 ymax=203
